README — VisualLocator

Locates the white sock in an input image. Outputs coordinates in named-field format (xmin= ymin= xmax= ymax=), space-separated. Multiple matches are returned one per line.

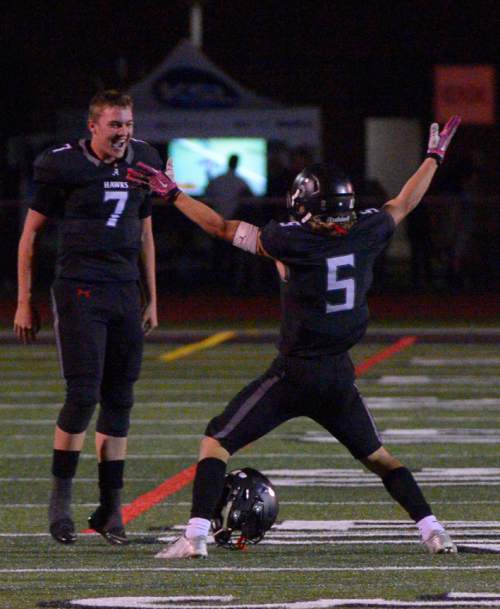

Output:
xmin=185 ymin=517 xmax=210 ymax=539
xmin=416 ymin=515 xmax=445 ymax=541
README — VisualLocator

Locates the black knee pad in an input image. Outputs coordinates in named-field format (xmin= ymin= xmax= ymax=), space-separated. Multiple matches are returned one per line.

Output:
xmin=96 ymin=384 xmax=134 ymax=437
xmin=57 ymin=380 xmax=99 ymax=434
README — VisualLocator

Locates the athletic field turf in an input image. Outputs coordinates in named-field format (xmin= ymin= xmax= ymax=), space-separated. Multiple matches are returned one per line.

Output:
xmin=0 ymin=329 xmax=499 ymax=608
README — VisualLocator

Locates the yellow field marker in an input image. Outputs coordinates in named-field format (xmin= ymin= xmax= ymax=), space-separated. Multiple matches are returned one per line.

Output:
xmin=159 ymin=330 xmax=237 ymax=362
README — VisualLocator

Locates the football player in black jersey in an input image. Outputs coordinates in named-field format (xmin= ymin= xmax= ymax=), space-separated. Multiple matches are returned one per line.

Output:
xmin=129 ymin=116 xmax=461 ymax=558
xmin=14 ymin=90 xmax=162 ymax=545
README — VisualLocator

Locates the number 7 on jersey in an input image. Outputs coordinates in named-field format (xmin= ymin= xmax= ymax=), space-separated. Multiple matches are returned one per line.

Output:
xmin=104 ymin=190 xmax=128 ymax=227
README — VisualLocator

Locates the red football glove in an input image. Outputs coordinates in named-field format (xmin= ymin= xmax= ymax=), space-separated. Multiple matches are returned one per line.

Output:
xmin=127 ymin=161 xmax=181 ymax=202
xmin=426 ymin=115 xmax=461 ymax=164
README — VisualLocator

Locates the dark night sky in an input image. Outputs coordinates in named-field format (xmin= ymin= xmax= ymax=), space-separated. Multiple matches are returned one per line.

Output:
xmin=2 ymin=0 xmax=499 ymax=168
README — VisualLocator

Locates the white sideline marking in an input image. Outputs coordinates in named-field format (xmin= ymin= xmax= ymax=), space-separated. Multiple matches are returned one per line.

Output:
xmin=366 ymin=397 xmax=500 ymax=410
xmin=378 ymin=375 xmax=500 ymax=386
xmin=273 ymin=520 xmax=500 ymax=530
xmin=0 ymin=454 xmax=199 ymax=460
xmin=8 ymin=427 xmax=500 ymax=443
xmin=0 ymin=397 xmax=498 ymax=411
xmin=2 ymin=415 xmax=496 ymax=426
xmin=0 ymin=389 xmax=236 ymax=397
xmin=0 ymin=418 xmax=204 ymax=425
xmin=8 ymin=434 xmax=209 ymax=440
xmin=2 ymin=500 xmax=499 ymax=508
xmin=411 ymin=357 xmax=500 ymax=366
xmin=43 ymin=593 xmax=500 ymax=609
xmin=5 ymin=428 xmax=500 ymax=443
xmin=0 ymin=401 xmax=226 ymax=410
xmin=0 ymin=454 xmax=498 ymax=464
xmin=0 ymin=566 xmax=498 ymax=573
xmin=302 ymin=429 xmax=500 ymax=445
xmin=0 ymin=378 xmax=252 ymax=388
xmin=263 ymin=467 xmax=500 ymax=487
xmin=0 ymin=478 xmax=161 ymax=483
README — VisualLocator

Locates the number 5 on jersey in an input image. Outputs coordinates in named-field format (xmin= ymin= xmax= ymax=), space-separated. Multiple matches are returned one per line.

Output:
xmin=104 ymin=190 xmax=128 ymax=227
xmin=326 ymin=254 xmax=355 ymax=313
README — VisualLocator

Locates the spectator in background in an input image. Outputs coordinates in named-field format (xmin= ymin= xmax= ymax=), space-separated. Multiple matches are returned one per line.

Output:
xmin=205 ymin=155 xmax=253 ymax=289
xmin=205 ymin=154 xmax=252 ymax=218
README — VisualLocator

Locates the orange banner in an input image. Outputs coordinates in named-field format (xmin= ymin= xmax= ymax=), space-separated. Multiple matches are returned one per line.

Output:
xmin=434 ymin=65 xmax=496 ymax=125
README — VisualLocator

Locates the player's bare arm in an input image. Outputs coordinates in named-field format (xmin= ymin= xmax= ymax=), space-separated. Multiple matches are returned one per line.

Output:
xmin=140 ymin=216 xmax=158 ymax=335
xmin=383 ymin=116 xmax=460 ymax=226
xmin=14 ymin=209 xmax=47 ymax=343
xmin=127 ymin=161 xmax=273 ymax=258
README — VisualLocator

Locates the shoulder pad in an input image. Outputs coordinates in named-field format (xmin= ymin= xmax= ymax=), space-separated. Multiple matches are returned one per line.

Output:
xmin=358 ymin=208 xmax=380 ymax=216
xmin=130 ymin=139 xmax=163 ymax=169
xmin=33 ymin=141 xmax=81 ymax=184
xmin=278 ymin=220 xmax=301 ymax=228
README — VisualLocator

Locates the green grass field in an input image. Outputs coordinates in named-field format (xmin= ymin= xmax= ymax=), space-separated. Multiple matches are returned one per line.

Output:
xmin=0 ymin=331 xmax=499 ymax=608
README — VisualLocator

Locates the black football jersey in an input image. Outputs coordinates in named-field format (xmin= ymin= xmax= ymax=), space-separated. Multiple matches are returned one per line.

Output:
xmin=31 ymin=139 xmax=162 ymax=282
xmin=260 ymin=209 xmax=395 ymax=356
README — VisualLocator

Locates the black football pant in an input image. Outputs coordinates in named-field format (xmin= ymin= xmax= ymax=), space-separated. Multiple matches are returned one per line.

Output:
xmin=51 ymin=278 xmax=143 ymax=437
xmin=205 ymin=352 xmax=382 ymax=458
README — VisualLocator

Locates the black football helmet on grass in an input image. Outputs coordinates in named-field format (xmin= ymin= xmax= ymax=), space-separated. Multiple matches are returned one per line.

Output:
xmin=287 ymin=164 xmax=356 ymax=229
xmin=212 ymin=468 xmax=279 ymax=549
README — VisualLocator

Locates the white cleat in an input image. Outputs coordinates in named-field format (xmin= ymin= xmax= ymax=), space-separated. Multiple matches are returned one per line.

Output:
xmin=155 ymin=535 xmax=208 ymax=560
xmin=423 ymin=530 xmax=458 ymax=554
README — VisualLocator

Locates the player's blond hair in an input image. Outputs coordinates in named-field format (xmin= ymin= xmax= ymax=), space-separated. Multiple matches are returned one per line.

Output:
xmin=309 ymin=213 xmax=357 ymax=237
xmin=88 ymin=90 xmax=133 ymax=122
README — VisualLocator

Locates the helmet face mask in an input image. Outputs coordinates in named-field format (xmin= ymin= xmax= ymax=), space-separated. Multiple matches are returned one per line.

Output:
xmin=212 ymin=468 xmax=279 ymax=549
xmin=287 ymin=164 xmax=356 ymax=226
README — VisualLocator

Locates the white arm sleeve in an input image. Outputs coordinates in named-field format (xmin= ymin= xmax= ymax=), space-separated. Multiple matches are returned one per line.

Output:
xmin=232 ymin=221 xmax=259 ymax=254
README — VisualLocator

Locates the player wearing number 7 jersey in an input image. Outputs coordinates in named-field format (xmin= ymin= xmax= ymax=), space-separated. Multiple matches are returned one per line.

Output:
xmin=128 ymin=116 xmax=461 ymax=558
xmin=14 ymin=90 xmax=161 ymax=545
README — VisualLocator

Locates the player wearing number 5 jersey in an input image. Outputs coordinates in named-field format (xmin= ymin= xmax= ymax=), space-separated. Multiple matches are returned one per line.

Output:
xmin=128 ymin=116 xmax=461 ymax=558
xmin=14 ymin=90 xmax=161 ymax=545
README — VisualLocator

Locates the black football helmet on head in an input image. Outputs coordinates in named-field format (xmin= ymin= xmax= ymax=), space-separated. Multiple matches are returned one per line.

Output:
xmin=212 ymin=467 xmax=279 ymax=549
xmin=287 ymin=164 xmax=356 ymax=225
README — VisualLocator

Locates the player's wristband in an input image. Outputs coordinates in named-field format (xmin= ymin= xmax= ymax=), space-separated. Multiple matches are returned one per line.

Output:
xmin=232 ymin=221 xmax=259 ymax=254
xmin=426 ymin=153 xmax=442 ymax=166
xmin=164 ymin=187 xmax=181 ymax=204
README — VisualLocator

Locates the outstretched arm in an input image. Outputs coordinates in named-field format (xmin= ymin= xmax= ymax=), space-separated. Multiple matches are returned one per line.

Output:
xmin=383 ymin=116 xmax=460 ymax=226
xmin=127 ymin=162 xmax=271 ymax=256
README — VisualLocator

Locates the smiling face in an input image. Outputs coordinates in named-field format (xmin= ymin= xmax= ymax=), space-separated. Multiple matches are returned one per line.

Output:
xmin=88 ymin=105 xmax=134 ymax=163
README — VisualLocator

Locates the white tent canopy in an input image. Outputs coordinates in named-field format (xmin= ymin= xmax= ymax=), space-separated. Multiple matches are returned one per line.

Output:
xmin=129 ymin=39 xmax=321 ymax=150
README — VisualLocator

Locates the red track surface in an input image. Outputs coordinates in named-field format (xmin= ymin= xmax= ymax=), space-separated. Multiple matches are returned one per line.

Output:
xmin=2 ymin=293 xmax=498 ymax=325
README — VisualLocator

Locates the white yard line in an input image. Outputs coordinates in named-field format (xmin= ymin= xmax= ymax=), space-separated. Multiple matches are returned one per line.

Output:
xmin=2 ymin=500 xmax=498 ymax=508
xmin=378 ymin=376 xmax=500 ymax=386
xmin=411 ymin=357 xmax=500 ymax=366
xmin=0 ymin=566 xmax=497 ymax=573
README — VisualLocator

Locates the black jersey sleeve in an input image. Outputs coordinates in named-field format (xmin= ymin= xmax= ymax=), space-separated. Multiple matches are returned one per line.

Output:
xmin=30 ymin=145 xmax=72 ymax=217
xmin=355 ymin=208 xmax=395 ymax=254
xmin=132 ymin=141 xmax=163 ymax=219
xmin=31 ymin=184 xmax=66 ymax=218
xmin=260 ymin=220 xmax=297 ymax=259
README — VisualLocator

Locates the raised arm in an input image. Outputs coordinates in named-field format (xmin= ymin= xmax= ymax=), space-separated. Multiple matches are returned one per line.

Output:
xmin=14 ymin=209 xmax=48 ymax=343
xmin=383 ymin=116 xmax=460 ymax=226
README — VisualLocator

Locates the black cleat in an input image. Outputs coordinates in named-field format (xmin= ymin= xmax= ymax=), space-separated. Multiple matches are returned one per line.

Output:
xmin=50 ymin=518 xmax=77 ymax=544
xmin=88 ymin=508 xmax=129 ymax=546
